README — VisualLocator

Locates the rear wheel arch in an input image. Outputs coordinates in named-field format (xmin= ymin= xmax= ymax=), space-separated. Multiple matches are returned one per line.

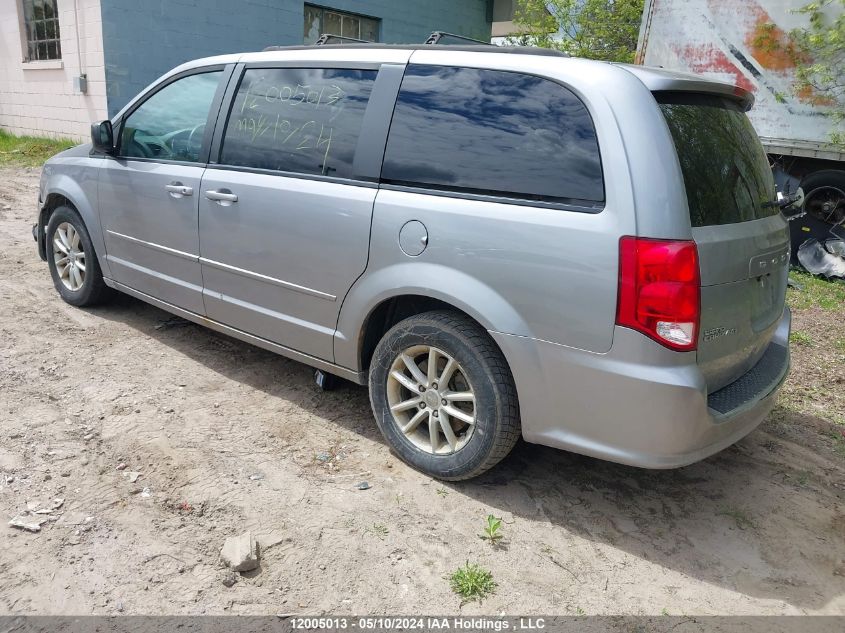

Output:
xmin=336 ymin=264 xmax=532 ymax=373
xmin=356 ymin=293 xmax=522 ymax=384
xmin=359 ymin=294 xmax=471 ymax=373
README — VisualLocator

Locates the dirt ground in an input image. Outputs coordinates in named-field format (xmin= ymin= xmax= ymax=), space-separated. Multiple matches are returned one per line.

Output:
xmin=1 ymin=166 xmax=844 ymax=616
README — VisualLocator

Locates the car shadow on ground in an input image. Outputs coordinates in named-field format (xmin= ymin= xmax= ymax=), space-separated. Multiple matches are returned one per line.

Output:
xmin=86 ymin=293 xmax=845 ymax=612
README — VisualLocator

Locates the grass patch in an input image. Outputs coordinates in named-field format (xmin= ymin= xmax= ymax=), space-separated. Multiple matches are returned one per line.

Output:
xmin=789 ymin=330 xmax=814 ymax=346
xmin=0 ymin=128 xmax=75 ymax=167
xmin=717 ymin=507 xmax=755 ymax=531
xmin=787 ymin=269 xmax=845 ymax=311
xmin=449 ymin=562 xmax=496 ymax=603
xmin=829 ymin=430 xmax=845 ymax=458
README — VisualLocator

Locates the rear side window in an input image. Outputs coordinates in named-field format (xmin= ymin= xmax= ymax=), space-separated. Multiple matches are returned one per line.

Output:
xmin=381 ymin=65 xmax=604 ymax=206
xmin=219 ymin=67 xmax=377 ymax=178
xmin=657 ymin=92 xmax=777 ymax=227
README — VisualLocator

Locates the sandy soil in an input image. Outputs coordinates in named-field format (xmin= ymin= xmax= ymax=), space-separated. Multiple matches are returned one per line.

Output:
xmin=0 ymin=167 xmax=843 ymax=616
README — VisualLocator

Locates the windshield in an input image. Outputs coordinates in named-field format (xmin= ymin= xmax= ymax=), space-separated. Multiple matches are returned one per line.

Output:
xmin=657 ymin=92 xmax=777 ymax=227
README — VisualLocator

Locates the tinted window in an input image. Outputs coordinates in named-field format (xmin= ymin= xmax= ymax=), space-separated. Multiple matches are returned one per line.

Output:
xmin=657 ymin=92 xmax=777 ymax=227
xmin=120 ymin=71 xmax=222 ymax=162
xmin=220 ymin=68 xmax=377 ymax=178
xmin=381 ymin=65 xmax=604 ymax=205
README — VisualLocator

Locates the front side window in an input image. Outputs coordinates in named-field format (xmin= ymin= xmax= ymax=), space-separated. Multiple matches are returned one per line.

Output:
xmin=304 ymin=4 xmax=379 ymax=43
xmin=381 ymin=65 xmax=604 ymax=205
xmin=119 ymin=71 xmax=222 ymax=163
xmin=22 ymin=0 xmax=61 ymax=61
xmin=219 ymin=67 xmax=377 ymax=179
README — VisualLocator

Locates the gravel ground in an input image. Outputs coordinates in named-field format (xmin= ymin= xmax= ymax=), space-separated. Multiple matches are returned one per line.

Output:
xmin=1 ymin=167 xmax=843 ymax=615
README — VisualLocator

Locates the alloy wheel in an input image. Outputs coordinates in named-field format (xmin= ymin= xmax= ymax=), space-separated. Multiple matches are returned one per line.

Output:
xmin=386 ymin=345 xmax=476 ymax=455
xmin=53 ymin=222 xmax=86 ymax=291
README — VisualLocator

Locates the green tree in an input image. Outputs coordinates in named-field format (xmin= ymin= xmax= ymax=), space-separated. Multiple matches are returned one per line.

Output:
xmin=791 ymin=0 xmax=845 ymax=145
xmin=511 ymin=0 xmax=644 ymax=63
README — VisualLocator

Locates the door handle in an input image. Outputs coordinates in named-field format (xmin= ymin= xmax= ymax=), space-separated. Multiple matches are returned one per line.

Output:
xmin=205 ymin=190 xmax=238 ymax=204
xmin=165 ymin=183 xmax=193 ymax=197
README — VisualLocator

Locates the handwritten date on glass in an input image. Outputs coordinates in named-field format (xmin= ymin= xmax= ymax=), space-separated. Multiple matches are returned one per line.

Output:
xmin=240 ymin=82 xmax=346 ymax=113
xmin=235 ymin=115 xmax=334 ymax=174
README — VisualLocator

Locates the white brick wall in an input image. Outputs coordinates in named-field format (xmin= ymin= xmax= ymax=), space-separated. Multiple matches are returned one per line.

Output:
xmin=0 ymin=0 xmax=107 ymax=140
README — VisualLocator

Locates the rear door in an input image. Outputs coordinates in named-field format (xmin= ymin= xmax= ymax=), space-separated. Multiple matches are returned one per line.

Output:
xmin=198 ymin=63 xmax=396 ymax=361
xmin=657 ymin=92 xmax=789 ymax=391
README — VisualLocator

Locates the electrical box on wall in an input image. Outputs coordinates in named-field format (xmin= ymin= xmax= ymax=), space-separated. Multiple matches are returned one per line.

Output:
xmin=73 ymin=74 xmax=88 ymax=94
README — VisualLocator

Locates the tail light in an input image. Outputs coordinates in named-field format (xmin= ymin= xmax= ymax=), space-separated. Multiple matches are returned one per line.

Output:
xmin=616 ymin=237 xmax=700 ymax=351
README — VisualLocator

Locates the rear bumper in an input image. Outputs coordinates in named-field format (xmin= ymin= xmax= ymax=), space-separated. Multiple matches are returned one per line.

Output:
xmin=492 ymin=307 xmax=791 ymax=469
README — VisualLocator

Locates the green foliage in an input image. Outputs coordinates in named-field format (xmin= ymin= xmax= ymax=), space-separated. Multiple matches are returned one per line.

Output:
xmin=449 ymin=562 xmax=496 ymax=603
xmin=717 ymin=507 xmax=756 ymax=530
xmin=791 ymin=0 xmax=845 ymax=146
xmin=786 ymin=269 xmax=845 ymax=310
xmin=364 ymin=523 xmax=389 ymax=540
xmin=479 ymin=514 xmax=503 ymax=545
xmin=755 ymin=2 xmax=845 ymax=145
xmin=511 ymin=0 xmax=644 ymax=63
xmin=0 ymin=128 xmax=74 ymax=167
xmin=789 ymin=330 xmax=814 ymax=346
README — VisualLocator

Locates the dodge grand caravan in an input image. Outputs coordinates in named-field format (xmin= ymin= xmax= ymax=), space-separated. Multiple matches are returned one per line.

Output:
xmin=34 ymin=45 xmax=791 ymax=480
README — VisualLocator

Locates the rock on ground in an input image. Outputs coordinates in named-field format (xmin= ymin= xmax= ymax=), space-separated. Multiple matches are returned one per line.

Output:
xmin=220 ymin=531 xmax=259 ymax=572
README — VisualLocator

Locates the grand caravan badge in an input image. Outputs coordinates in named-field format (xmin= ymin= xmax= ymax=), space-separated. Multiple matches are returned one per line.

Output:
xmin=703 ymin=326 xmax=738 ymax=341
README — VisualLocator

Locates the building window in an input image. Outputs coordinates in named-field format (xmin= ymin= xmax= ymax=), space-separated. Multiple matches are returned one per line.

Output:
xmin=22 ymin=0 xmax=62 ymax=61
xmin=303 ymin=4 xmax=379 ymax=43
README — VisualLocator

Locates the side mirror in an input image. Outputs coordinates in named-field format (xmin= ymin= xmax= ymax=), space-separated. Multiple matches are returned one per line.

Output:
xmin=91 ymin=120 xmax=114 ymax=154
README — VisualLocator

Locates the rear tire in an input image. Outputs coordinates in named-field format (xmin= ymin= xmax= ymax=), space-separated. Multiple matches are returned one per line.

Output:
xmin=369 ymin=310 xmax=520 ymax=481
xmin=45 ymin=205 xmax=110 ymax=307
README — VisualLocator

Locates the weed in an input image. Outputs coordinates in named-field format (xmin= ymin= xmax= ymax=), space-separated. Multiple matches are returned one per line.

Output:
xmin=829 ymin=431 xmax=845 ymax=458
xmin=661 ymin=608 xmax=669 ymax=616
xmin=794 ymin=470 xmax=811 ymax=486
xmin=718 ymin=507 xmax=755 ymax=530
xmin=479 ymin=514 xmax=503 ymax=546
xmin=365 ymin=523 xmax=389 ymax=540
xmin=789 ymin=330 xmax=814 ymax=346
xmin=449 ymin=562 xmax=496 ymax=603
xmin=436 ymin=487 xmax=449 ymax=497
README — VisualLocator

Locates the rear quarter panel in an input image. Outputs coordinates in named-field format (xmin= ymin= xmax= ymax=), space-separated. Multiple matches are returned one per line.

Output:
xmin=335 ymin=54 xmax=683 ymax=371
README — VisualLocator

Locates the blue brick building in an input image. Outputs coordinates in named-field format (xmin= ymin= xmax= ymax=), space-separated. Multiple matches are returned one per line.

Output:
xmin=100 ymin=0 xmax=494 ymax=116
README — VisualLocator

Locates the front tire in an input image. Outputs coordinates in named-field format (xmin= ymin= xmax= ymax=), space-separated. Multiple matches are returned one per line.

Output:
xmin=46 ymin=205 xmax=110 ymax=307
xmin=369 ymin=310 xmax=520 ymax=481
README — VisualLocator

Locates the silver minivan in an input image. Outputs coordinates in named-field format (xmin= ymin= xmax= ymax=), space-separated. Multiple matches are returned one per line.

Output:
xmin=34 ymin=44 xmax=791 ymax=480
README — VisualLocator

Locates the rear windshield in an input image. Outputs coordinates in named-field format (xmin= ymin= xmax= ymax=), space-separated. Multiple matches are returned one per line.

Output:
xmin=656 ymin=92 xmax=777 ymax=227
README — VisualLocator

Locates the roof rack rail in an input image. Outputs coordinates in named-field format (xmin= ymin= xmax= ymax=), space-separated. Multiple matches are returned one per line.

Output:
xmin=424 ymin=31 xmax=492 ymax=46
xmin=314 ymin=33 xmax=369 ymax=46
